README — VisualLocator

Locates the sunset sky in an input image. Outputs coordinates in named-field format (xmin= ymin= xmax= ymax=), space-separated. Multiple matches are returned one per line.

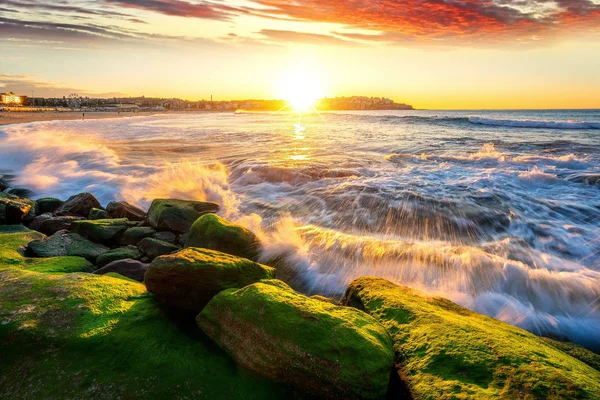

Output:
xmin=1 ymin=0 xmax=599 ymax=109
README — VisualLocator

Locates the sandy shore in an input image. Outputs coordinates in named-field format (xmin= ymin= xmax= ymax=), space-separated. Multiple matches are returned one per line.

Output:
xmin=0 ymin=111 xmax=162 ymax=126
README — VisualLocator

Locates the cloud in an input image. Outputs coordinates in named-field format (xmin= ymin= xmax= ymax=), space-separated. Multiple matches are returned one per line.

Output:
xmin=103 ymin=0 xmax=240 ymax=20
xmin=0 ymin=74 xmax=127 ymax=97
xmin=250 ymin=0 xmax=600 ymax=43
xmin=257 ymin=29 xmax=361 ymax=46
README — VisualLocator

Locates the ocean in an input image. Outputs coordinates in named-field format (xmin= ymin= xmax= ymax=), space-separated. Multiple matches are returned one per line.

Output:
xmin=1 ymin=109 xmax=599 ymax=350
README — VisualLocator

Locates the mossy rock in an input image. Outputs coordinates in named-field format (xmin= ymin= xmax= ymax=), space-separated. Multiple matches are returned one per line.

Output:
xmin=138 ymin=237 xmax=179 ymax=260
xmin=28 ymin=230 xmax=108 ymax=262
xmin=0 ymin=225 xmax=93 ymax=274
xmin=70 ymin=218 xmax=132 ymax=245
xmin=36 ymin=197 xmax=63 ymax=214
xmin=54 ymin=192 xmax=102 ymax=217
xmin=0 ymin=196 xmax=33 ymax=224
xmin=121 ymin=226 xmax=156 ymax=246
xmin=0 ymin=268 xmax=290 ymax=399
xmin=344 ymin=277 xmax=600 ymax=399
xmin=185 ymin=214 xmax=261 ymax=261
xmin=145 ymin=247 xmax=275 ymax=311
xmin=198 ymin=279 xmax=395 ymax=399
xmin=147 ymin=199 xmax=219 ymax=233
xmin=88 ymin=208 xmax=110 ymax=220
xmin=96 ymin=247 xmax=140 ymax=268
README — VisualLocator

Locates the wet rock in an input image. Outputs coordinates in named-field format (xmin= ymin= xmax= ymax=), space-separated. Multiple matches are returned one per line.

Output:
xmin=28 ymin=230 xmax=108 ymax=262
xmin=36 ymin=197 xmax=63 ymax=214
xmin=138 ymin=237 xmax=179 ymax=261
xmin=178 ymin=232 xmax=189 ymax=247
xmin=343 ymin=276 xmax=600 ymax=399
xmin=96 ymin=246 xmax=140 ymax=268
xmin=185 ymin=214 xmax=261 ymax=261
xmin=121 ymin=226 xmax=156 ymax=246
xmin=27 ymin=213 xmax=53 ymax=231
xmin=198 ymin=280 xmax=394 ymax=399
xmin=147 ymin=199 xmax=219 ymax=233
xmin=4 ymin=187 xmax=34 ymax=198
xmin=55 ymin=192 xmax=102 ymax=217
xmin=152 ymin=231 xmax=177 ymax=244
xmin=106 ymin=201 xmax=146 ymax=221
xmin=145 ymin=247 xmax=275 ymax=311
xmin=70 ymin=218 xmax=132 ymax=245
xmin=0 ymin=195 xmax=33 ymax=225
xmin=93 ymin=258 xmax=149 ymax=282
xmin=88 ymin=208 xmax=110 ymax=220
xmin=37 ymin=215 xmax=83 ymax=236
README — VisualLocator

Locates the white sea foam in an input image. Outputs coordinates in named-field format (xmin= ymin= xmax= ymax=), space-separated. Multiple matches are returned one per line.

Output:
xmin=469 ymin=116 xmax=600 ymax=129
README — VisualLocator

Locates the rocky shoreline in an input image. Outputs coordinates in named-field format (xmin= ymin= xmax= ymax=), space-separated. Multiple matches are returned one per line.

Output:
xmin=1 ymin=188 xmax=599 ymax=399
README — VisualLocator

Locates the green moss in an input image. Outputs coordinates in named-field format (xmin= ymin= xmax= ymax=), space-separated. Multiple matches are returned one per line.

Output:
xmin=147 ymin=198 xmax=219 ymax=233
xmin=145 ymin=247 xmax=275 ymax=311
xmin=103 ymin=272 xmax=139 ymax=282
xmin=0 ymin=225 xmax=94 ymax=274
xmin=185 ymin=214 xmax=261 ymax=261
xmin=198 ymin=279 xmax=394 ymax=399
xmin=0 ymin=268 xmax=289 ymax=399
xmin=0 ymin=225 xmax=44 ymax=267
xmin=540 ymin=338 xmax=600 ymax=372
xmin=25 ymin=256 xmax=95 ymax=274
xmin=344 ymin=277 xmax=600 ymax=400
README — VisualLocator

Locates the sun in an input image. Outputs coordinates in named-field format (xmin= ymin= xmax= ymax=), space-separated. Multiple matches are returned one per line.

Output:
xmin=279 ymin=70 xmax=324 ymax=113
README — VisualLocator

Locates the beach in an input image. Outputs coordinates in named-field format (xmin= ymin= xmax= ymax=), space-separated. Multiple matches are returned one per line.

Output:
xmin=0 ymin=110 xmax=218 ymax=126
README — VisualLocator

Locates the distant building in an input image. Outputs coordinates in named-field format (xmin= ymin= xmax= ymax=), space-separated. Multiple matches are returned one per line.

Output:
xmin=1 ymin=92 xmax=22 ymax=105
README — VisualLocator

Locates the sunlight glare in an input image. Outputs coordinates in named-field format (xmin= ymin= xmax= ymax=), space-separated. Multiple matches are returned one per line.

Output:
xmin=279 ymin=70 xmax=324 ymax=113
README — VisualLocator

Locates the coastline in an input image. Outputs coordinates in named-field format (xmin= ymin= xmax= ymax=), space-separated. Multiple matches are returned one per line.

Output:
xmin=0 ymin=111 xmax=154 ymax=126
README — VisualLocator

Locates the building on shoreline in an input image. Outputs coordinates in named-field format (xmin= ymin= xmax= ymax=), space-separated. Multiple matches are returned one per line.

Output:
xmin=1 ymin=92 xmax=23 ymax=106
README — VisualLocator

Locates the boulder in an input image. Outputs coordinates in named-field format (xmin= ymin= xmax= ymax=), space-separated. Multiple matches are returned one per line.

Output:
xmin=28 ymin=230 xmax=108 ymax=262
xmin=88 ymin=208 xmax=109 ymax=220
xmin=37 ymin=215 xmax=84 ymax=236
xmin=145 ymin=247 xmax=275 ymax=311
xmin=93 ymin=258 xmax=149 ymax=282
xmin=121 ymin=226 xmax=156 ymax=246
xmin=344 ymin=277 xmax=600 ymax=399
xmin=146 ymin=199 xmax=219 ymax=233
xmin=198 ymin=280 xmax=395 ymax=399
xmin=138 ymin=237 xmax=179 ymax=261
xmin=0 ymin=196 xmax=33 ymax=225
xmin=185 ymin=214 xmax=261 ymax=261
xmin=106 ymin=201 xmax=146 ymax=221
xmin=70 ymin=218 xmax=132 ymax=245
xmin=0 ymin=268 xmax=289 ymax=398
xmin=4 ymin=187 xmax=34 ymax=198
xmin=96 ymin=246 xmax=140 ymax=268
xmin=36 ymin=197 xmax=63 ymax=214
xmin=27 ymin=212 xmax=53 ymax=231
xmin=54 ymin=192 xmax=102 ymax=217
xmin=152 ymin=231 xmax=177 ymax=244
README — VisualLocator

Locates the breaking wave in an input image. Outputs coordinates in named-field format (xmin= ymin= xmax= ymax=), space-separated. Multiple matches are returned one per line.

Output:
xmin=469 ymin=116 xmax=600 ymax=129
